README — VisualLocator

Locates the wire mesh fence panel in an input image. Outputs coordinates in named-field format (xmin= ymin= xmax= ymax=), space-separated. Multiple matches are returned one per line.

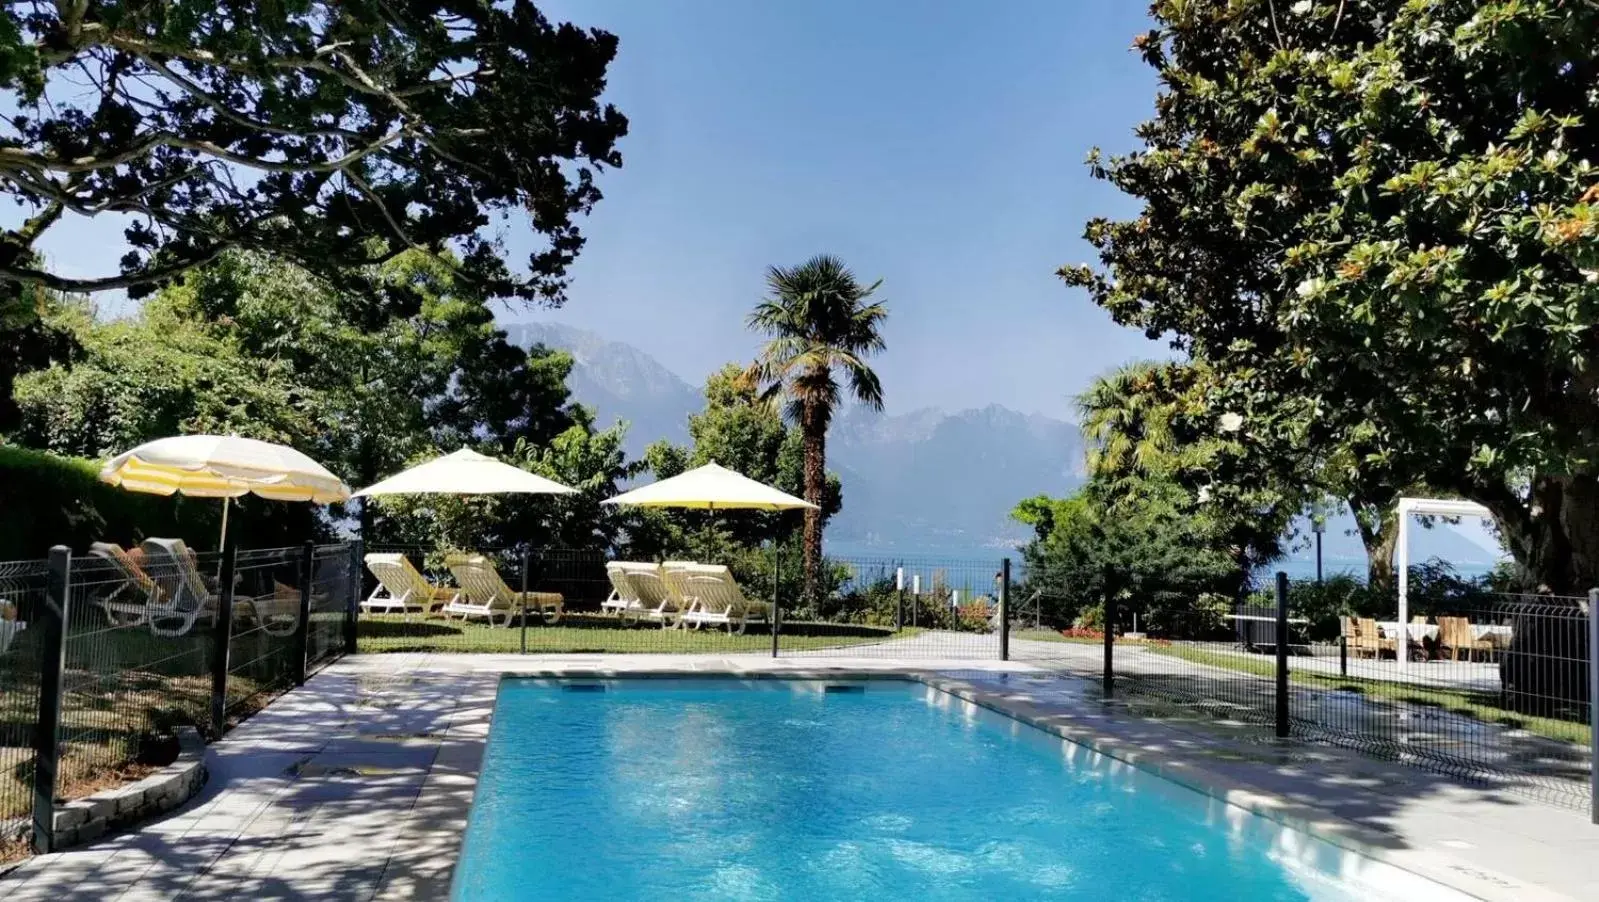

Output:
xmin=223 ymin=547 xmax=306 ymax=724
xmin=1116 ymin=604 xmax=1283 ymax=730
xmin=1012 ymin=573 xmax=1597 ymax=812
xmin=306 ymin=544 xmax=354 ymax=676
xmin=778 ymin=557 xmax=1005 ymax=659
xmin=1293 ymin=595 xmax=1591 ymax=810
xmin=0 ymin=559 xmax=45 ymax=840
xmin=58 ymin=550 xmax=213 ymax=818
xmin=1007 ymin=584 xmax=1111 ymax=680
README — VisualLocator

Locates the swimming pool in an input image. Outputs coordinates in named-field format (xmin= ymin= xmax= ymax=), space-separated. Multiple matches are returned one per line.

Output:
xmin=453 ymin=678 xmax=1450 ymax=901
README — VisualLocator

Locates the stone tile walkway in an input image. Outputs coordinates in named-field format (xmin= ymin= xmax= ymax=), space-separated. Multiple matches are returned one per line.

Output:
xmin=0 ymin=653 xmax=1595 ymax=900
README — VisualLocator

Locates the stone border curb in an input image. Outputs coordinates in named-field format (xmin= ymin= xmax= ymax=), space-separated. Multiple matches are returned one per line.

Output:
xmin=49 ymin=726 xmax=207 ymax=850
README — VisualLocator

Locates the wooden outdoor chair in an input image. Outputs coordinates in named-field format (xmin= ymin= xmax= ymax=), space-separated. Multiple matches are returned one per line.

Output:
xmin=1438 ymin=616 xmax=1495 ymax=662
xmin=1354 ymin=617 xmax=1397 ymax=659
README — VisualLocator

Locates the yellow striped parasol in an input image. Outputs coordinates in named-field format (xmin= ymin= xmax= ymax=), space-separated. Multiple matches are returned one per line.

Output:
xmin=99 ymin=435 xmax=350 ymax=548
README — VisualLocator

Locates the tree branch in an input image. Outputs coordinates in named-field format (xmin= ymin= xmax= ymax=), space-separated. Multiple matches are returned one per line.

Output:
xmin=0 ymin=127 xmax=405 ymax=174
xmin=138 ymin=54 xmax=373 ymax=142
xmin=0 ymin=242 xmax=235 ymax=292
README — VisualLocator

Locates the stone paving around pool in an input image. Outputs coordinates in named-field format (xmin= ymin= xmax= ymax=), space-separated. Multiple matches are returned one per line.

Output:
xmin=0 ymin=652 xmax=1596 ymax=901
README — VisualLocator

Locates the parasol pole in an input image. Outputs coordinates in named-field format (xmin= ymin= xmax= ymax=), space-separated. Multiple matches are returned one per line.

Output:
xmin=219 ymin=496 xmax=231 ymax=552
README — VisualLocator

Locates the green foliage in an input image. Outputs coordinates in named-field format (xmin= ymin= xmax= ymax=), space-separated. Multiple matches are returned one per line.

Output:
xmin=11 ymin=293 xmax=307 ymax=457
xmin=0 ymin=445 xmax=310 ymax=558
xmin=1064 ymin=0 xmax=1599 ymax=592
xmin=748 ymin=254 xmax=888 ymax=601
xmin=1012 ymin=484 xmax=1238 ymax=632
xmin=1077 ymin=360 xmax=1303 ymax=575
xmin=0 ymin=2 xmax=626 ymax=302
xmin=7 ymin=251 xmax=627 ymax=556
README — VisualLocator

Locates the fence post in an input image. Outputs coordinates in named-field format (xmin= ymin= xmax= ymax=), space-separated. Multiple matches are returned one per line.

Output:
xmin=1589 ymin=588 xmax=1598 ymax=825
xmin=1102 ymin=568 xmax=1115 ymax=698
xmin=520 ymin=548 xmax=531 ymax=655
xmin=294 ymin=540 xmax=314 ymax=686
xmin=210 ymin=539 xmax=239 ymax=740
xmin=345 ymin=539 xmax=362 ymax=655
xmin=895 ymin=567 xmax=904 ymax=633
xmin=1339 ymin=633 xmax=1348 ymax=677
xmin=1275 ymin=571 xmax=1290 ymax=739
xmin=32 ymin=546 xmax=70 ymax=853
xmin=770 ymin=544 xmax=781 ymax=657
xmin=999 ymin=558 xmax=1011 ymax=661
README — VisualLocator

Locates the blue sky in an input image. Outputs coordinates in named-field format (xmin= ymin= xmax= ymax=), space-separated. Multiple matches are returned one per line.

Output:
xmin=24 ymin=1 xmax=1165 ymax=420
xmin=508 ymin=0 xmax=1168 ymax=419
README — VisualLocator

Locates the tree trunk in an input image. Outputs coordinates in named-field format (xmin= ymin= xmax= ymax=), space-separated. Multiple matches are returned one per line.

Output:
xmin=801 ymin=400 xmax=826 ymax=607
xmin=1350 ymin=502 xmax=1399 ymax=600
xmin=1476 ymin=473 xmax=1599 ymax=596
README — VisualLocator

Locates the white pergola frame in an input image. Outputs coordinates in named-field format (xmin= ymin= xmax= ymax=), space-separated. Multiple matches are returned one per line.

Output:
xmin=1394 ymin=496 xmax=1494 ymax=671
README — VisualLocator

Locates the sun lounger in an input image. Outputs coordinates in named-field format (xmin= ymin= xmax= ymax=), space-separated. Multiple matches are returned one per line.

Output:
xmin=236 ymin=581 xmax=304 ymax=637
xmin=139 ymin=538 xmax=219 ymax=637
xmin=363 ymin=553 xmax=459 ymax=617
xmin=606 ymin=562 xmax=688 ymax=628
xmin=88 ymin=542 xmax=162 ymax=627
xmin=666 ymin=564 xmax=770 ymax=635
xmin=444 ymin=553 xmax=563 ymax=627
xmin=601 ymin=562 xmax=643 ymax=617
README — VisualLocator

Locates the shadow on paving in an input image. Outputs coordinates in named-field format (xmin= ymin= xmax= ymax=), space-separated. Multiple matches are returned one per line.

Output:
xmin=0 ymin=663 xmax=488 ymax=901
xmin=1006 ymin=640 xmax=1592 ymax=813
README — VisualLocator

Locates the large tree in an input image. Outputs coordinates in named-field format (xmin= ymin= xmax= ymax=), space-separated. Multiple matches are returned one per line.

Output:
xmin=0 ymin=1 xmax=626 ymax=300
xmin=1064 ymin=0 xmax=1599 ymax=593
xmin=11 ymin=250 xmax=587 ymax=539
xmin=1012 ymin=483 xmax=1237 ymax=634
xmin=748 ymin=255 xmax=887 ymax=603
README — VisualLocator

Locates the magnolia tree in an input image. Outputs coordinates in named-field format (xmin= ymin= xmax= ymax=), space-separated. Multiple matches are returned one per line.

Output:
xmin=1066 ymin=0 xmax=1599 ymax=593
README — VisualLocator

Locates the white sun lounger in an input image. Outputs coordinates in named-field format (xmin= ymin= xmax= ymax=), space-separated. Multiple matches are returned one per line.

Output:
xmin=666 ymin=564 xmax=769 ymax=635
xmin=444 ymin=553 xmax=564 ymax=627
xmin=139 ymin=538 xmax=218 ymax=637
xmin=605 ymin=562 xmax=689 ymax=628
xmin=88 ymin=542 xmax=161 ymax=628
xmin=363 ymin=553 xmax=459 ymax=617
xmin=601 ymin=562 xmax=642 ymax=617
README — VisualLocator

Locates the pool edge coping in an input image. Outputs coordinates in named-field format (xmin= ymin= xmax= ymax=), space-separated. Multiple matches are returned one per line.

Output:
xmin=916 ymin=672 xmax=1561 ymax=902
xmin=388 ymin=666 xmax=1570 ymax=902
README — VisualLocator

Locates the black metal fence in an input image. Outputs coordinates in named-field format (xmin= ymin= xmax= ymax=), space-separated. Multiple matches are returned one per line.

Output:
xmin=0 ymin=541 xmax=358 ymax=854
xmin=1011 ymin=573 xmax=1599 ymax=815
xmin=352 ymin=546 xmax=1012 ymax=660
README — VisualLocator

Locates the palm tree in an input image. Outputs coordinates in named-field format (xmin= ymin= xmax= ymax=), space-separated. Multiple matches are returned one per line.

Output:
xmin=1076 ymin=360 xmax=1195 ymax=491
xmin=748 ymin=254 xmax=888 ymax=603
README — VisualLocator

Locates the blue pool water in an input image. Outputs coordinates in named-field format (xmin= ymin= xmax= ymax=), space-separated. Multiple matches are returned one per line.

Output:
xmin=454 ymin=679 xmax=1413 ymax=901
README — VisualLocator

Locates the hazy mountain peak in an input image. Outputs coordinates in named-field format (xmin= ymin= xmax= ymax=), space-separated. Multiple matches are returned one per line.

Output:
xmin=510 ymin=321 xmax=1085 ymax=554
xmin=504 ymin=321 xmax=699 ymax=451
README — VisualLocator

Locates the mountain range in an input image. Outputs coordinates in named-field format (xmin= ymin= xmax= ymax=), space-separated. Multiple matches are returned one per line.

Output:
xmin=503 ymin=321 xmax=1082 ymax=553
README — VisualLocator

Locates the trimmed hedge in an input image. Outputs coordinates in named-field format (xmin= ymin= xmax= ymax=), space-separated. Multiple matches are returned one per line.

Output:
xmin=0 ymin=444 xmax=325 ymax=560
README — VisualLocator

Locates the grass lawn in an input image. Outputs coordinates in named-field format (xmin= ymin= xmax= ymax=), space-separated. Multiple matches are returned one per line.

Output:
xmin=357 ymin=613 xmax=921 ymax=654
xmin=1144 ymin=642 xmax=1590 ymax=746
